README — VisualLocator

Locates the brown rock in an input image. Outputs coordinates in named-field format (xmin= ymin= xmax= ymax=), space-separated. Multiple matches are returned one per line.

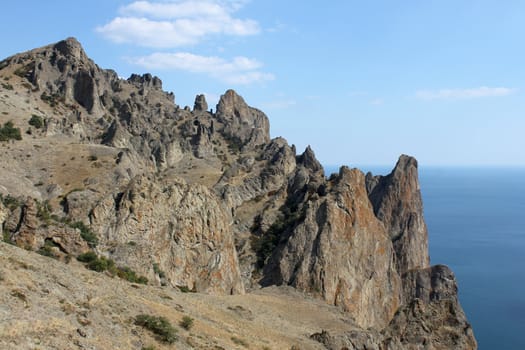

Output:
xmin=91 ymin=176 xmax=244 ymax=294
xmin=264 ymin=167 xmax=402 ymax=329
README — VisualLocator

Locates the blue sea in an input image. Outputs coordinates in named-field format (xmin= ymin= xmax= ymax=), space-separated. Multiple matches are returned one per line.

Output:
xmin=326 ymin=166 xmax=525 ymax=349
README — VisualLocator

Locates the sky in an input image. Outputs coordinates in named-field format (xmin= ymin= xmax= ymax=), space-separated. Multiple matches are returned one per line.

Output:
xmin=0 ymin=0 xmax=524 ymax=167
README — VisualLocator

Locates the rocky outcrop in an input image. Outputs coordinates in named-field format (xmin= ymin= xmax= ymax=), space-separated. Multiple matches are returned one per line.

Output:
xmin=216 ymin=89 xmax=270 ymax=150
xmin=264 ymin=167 xmax=402 ymax=329
xmin=382 ymin=265 xmax=477 ymax=349
xmin=309 ymin=266 xmax=477 ymax=349
xmin=194 ymin=94 xmax=208 ymax=112
xmin=366 ymin=155 xmax=430 ymax=274
xmin=90 ymin=176 xmax=244 ymax=295
xmin=0 ymin=38 xmax=476 ymax=349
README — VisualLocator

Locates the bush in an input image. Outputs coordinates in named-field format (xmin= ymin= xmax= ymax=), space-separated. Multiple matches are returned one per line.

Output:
xmin=37 ymin=243 xmax=58 ymax=259
xmin=153 ymin=263 xmax=166 ymax=279
xmin=70 ymin=221 xmax=98 ymax=248
xmin=116 ymin=266 xmax=148 ymax=284
xmin=36 ymin=200 xmax=52 ymax=223
xmin=179 ymin=316 xmax=194 ymax=330
xmin=76 ymin=251 xmax=98 ymax=263
xmin=0 ymin=121 xmax=22 ymax=141
xmin=135 ymin=314 xmax=178 ymax=344
xmin=0 ymin=194 xmax=21 ymax=211
xmin=251 ymin=204 xmax=306 ymax=269
xmin=28 ymin=115 xmax=44 ymax=129
xmin=87 ymin=256 xmax=114 ymax=272
xmin=77 ymin=252 xmax=148 ymax=284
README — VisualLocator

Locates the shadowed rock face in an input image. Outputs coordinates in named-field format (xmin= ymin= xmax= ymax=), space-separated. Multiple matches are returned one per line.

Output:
xmin=0 ymin=38 xmax=476 ymax=349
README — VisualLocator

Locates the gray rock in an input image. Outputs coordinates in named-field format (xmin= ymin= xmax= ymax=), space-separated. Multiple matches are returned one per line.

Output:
xmin=366 ymin=155 xmax=430 ymax=274
xmin=193 ymin=94 xmax=208 ymax=112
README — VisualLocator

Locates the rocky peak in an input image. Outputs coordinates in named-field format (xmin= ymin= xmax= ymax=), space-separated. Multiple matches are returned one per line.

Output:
xmin=366 ymin=155 xmax=430 ymax=274
xmin=127 ymin=73 xmax=162 ymax=90
xmin=53 ymin=37 xmax=88 ymax=62
xmin=194 ymin=94 xmax=208 ymax=112
xmin=297 ymin=145 xmax=323 ymax=174
xmin=215 ymin=89 xmax=270 ymax=149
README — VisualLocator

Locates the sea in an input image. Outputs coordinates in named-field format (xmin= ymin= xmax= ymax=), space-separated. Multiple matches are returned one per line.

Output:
xmin=325 ymin=165 xmax=525 ymax=350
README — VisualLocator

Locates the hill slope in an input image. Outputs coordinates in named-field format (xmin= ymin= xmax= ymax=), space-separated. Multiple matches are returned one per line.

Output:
xmin=0 ymin=38 xmax=476 ymax=349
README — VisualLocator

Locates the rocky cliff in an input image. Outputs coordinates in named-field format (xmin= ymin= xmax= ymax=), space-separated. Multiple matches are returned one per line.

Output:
xmin=0 ymin=38 xmax=476 ymax=349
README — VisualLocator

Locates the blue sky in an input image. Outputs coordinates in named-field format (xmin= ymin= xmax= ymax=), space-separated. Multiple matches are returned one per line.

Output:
xmin=1 ymin=1 xmax=524 ymax=166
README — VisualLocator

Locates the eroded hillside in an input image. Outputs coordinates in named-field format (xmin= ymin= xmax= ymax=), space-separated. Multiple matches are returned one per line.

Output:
xmin=0 ymin=38 xmax=476 ymax=349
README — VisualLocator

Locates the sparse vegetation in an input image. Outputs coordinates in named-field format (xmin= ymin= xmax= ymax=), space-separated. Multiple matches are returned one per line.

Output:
xmin=3 ymin=231 xmax=14 ymax=245
xmin=231 ymin=336 xmax=249 ymax=348
xmin=40 ymin=91 xmax=64 ymax=107
xmin=14 ymin=62 xmax=34 ymax=79
xmin=115 ymin=266 xmax=148 ymax=284
xmin=179 ymin=315 xmax=194 ymax=330
xmin=36 ymin=200 xmax=52 ymax=224
xmin=1 ymin=82 xmax=13 ymax=90
xmin=0 ymin=193 xmax=21 ymax=210
xmin=28 ymin=114 xmax=44 ymax=129
xmin=0 ymin=121 xmax=22 ymax=141
xmin=177 ymin=285 xmax=196 ymax=293
xmin=135 ymin=314 xmax=178 ymax=344
xmin=76 ymin=252 xmax=148 ymax=284
xmin=76 ymin=251 xmax=98 ymax=263
xmin=69 ymin=221 xmax=98 ymax=248
xmin=224 ymin=134 xmax=244 ymax=154
xmin=87 ymin=155 xmax=98 ymax=161
xmin=153 ymin=263 xmax=166 ymax=279
xmin=251 ymin=201 xmax=307 ymax=269
xmin=37 ymin=241 xmax=59 ymax=259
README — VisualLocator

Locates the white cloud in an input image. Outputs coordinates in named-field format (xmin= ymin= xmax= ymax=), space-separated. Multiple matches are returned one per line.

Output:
xmin=97 ymin=0 xmax=259 ymax=48
xmin=129 ymin=52 xmax=274 ymax=85
xmin=416 ymin=87 xmax=516 ymax=100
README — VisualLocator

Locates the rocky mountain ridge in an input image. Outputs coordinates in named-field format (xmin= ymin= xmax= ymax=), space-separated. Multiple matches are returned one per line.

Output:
xmin=0 ymin=38 xmax=476 ymax=349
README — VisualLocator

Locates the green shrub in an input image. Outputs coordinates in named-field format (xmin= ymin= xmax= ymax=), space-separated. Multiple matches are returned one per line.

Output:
xmin=135 ymin=314 xmax=178 ymax=344
xmin=76 ymin=251 xmax=98 ymax=263
xmin=14 ymin=63 xmax=34 ymax=79
xmin=87 ymin=256 xmax=114 ymax=272
xmin=153 ymin=263 xmax=166 ymax=279
xmin=251 ymin=203 xmax=306 ymax=269
xmin=0 ymin=121 xmax=22 ymax=141
xmin=28 ymin=115 xmax=44 ymax=129
xmin=1 ymin=82 xmax=13 ymax=90
xmin=37 ymin=244 xmax=58 ymax=259
xmin=70 ymin=221 xmax=98 ymax=248
xmin=179 ymin=315 xmax=194 ymax=330
xmin=2 ymin=232 xmax=13 ymax=245
xmin=40 ymin=92 xmax=64 ymax=107
xmin=0 ymin=194 xmax=21 ymax=211
xmin=116 ymin=266 xmax=148 ymax=284
xmin=177 ymin=285 xmax=196 ymax=293
xmin=77 ymin=252 xmax=147 ymax=284
xmin=36 ymin=200 xmax=52 ymax=223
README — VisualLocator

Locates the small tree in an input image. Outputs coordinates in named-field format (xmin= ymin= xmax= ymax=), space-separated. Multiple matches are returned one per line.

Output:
xmin=28 ymin=115 xmax=44 ymax=129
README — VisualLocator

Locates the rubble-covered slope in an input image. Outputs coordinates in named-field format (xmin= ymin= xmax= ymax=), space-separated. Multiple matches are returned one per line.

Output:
xmin=0 ymin=38 xmax=476 ymax=349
